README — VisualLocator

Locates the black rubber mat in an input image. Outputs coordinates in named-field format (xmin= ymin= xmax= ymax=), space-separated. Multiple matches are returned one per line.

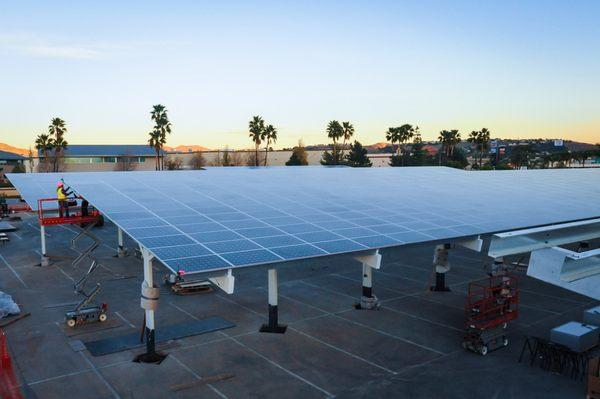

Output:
xmin=84 ymin=316 xmax=235 ymax=356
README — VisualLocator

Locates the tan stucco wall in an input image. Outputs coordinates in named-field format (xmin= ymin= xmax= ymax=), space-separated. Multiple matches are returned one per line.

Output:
xmin=28 ymin=151 xmax=393 ymax=172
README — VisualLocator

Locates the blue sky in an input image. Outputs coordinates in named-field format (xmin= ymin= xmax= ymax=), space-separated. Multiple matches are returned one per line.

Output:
xmin=1 ymin=0 xmax=598 ymax=149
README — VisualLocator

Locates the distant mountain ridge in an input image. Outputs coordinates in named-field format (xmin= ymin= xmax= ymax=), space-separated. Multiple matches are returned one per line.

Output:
xmin=164 ymin=144 xmax=211 ymax=152
xmin=0 ymin=143 xmax=28 ymax=156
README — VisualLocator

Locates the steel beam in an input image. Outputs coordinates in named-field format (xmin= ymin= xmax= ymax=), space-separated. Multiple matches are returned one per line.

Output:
xmin=488 ymin=218 xmax=600 ymax=258
xmin=456 ymin=236 xmax=483 ymax=252
xmin=528 ymin=247 xmax=600 ymax=300
xmin=208 ymin=269 xmax=235 ymax=294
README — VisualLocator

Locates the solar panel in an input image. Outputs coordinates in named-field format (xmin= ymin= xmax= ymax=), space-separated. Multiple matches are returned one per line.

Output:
xmin=4 ymin=173 xmax=58 ymax=210
xmin=7 ymin=167 xmax=600 ymax=275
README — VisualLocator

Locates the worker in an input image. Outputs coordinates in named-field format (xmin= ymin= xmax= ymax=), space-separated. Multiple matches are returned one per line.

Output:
xmin=81 ymin=199 xmax=89 ymax=217
xmin=56 ymin=181 xmax=72 ymax=217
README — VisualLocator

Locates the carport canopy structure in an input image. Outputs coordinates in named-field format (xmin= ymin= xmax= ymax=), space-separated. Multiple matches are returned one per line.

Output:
xmin=7 ymin=167 xmax=600 ymax=360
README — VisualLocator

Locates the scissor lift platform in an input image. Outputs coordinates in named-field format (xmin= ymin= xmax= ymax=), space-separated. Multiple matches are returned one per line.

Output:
xmin=463 ymin=274 xmax=519 ymax=355
xmin=37 ymin=197 xmax=103 ymax=226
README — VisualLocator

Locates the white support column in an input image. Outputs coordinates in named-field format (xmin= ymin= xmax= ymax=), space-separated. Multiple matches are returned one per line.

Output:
xmin=40 ymin=225 xmax=50 ymax=266
xmin=362 ymin=263 xmax=373 ymax=298
xmin=268 ymin=268 xmax=278 ymax=307
xmin=117 ymin=228 xmax=126 ymax=258
xmin=137 ymin=247 xmax=163 ymax=362
xmin=431 ymin=243 xmax=451 ymax=292
xmin=260 ymin=268 xmax=287 ymax=333
xmin=143 ymin=253 xmax=155 ymax=332
xmin=354 ymin=250 xmax=381 ymax=310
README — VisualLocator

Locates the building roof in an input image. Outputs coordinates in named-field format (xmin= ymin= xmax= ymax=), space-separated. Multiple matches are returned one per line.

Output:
xmin=39 ymin=145 xmax=163 ymax=157
xmin=0 ymin=150 xmax=25 ymax=160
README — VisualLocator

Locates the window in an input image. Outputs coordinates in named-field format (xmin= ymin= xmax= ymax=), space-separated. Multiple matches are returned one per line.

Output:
xmin=65 ymin=157 xmax=93 ymax=164
xmin=103 ymin=157 xmax=116 ymax=163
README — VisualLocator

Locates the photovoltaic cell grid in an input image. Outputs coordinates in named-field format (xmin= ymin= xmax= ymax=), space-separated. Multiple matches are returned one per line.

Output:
xmin=8 ymin=167 xmax=600 ymax=275
xmin=5 ymin=173 xmax=58 ymax=210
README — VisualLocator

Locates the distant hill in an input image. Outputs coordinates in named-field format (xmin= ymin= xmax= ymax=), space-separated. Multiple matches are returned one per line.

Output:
xmin=0 ymin=143 xmax=28 ymax=156
xmin=164 ymin=144 xmax=211 ymax=153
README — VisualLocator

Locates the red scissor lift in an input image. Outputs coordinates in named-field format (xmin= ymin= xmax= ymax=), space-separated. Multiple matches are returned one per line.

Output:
xmin=463 ymin=275 xmax=519 ymax=355
xmin=38 ymin=196 xmax=108 ymax=327
xmin=37 ymin=196 xmax=103 ymax=227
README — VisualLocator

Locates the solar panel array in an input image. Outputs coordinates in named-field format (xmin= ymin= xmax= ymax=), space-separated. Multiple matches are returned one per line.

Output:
xmin=5 ymin=173 xmax=58 ymax=210
xmin=8 ymin=167 xmax=600 ymax=275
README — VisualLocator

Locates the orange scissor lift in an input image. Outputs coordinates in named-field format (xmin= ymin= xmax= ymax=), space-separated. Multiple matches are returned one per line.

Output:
xmin=463 ymin=274 xmax=519 ymax=355
xmin=38 ymin=196 xmax=108 ymax=327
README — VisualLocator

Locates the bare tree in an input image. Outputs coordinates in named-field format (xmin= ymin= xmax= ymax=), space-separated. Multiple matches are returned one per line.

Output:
xmin=246 ymin=151 xmax=259 ymax=166
xmin=230 ymin=151 xmax=243 ymax=166
xmin=27 ymin=147 xmax=35 ymax=173
xmin=165 ymin=156 xmax=183 ymax=170
xmin=115 ymin=154 xmax=137 ymax=171
xmin=189 ymin=152 xmax=206 ymax=169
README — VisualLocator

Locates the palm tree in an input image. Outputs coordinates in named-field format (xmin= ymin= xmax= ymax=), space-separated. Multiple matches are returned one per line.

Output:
xmin=149 ymin=104 xmax=172 ymax=170
xmin=541 ymin=153 xmax=555 ymax=169
xmin=262 ymin=124 xmax=277 ymax=166
xmin=573 ymin=150 xmax=592 ymax=168
xmin=249 ymin=116 xmax=265 ymax=167
xmin=48 ymin=118 xmax=67 ymax=141
xmin=467 ymin=131 xmax=479 ymax=158
xmin=326 ymin=120 xmax=344 ymax=163
xmin=35 ymin=133 xmax=54 ymax=172
xmin=386 ymin=124 xmax=415 ymax=157
xmin=386 ymin=125 xmax=415 ymax=167
xmin=148 ymin=130 xmax=165 ymax=170
xmin=53 ymin=135 xmax=68 ymax=172
xmin=341 ymin=121 xmax=354 ymax=156
xmin=468 ymin=129 xmax=490 ymax=168
xmin=438 ymin=130 xmax=461 ymax=163
xmin=48 ymin=118 xmax=68 ymax=172
xmin=510 ymin=145 xmax=537 ymax=169
xmin=438 ymin=130 xmax=449 ymax=160
xmin=478 ymin=128 xmax=491 ymax=168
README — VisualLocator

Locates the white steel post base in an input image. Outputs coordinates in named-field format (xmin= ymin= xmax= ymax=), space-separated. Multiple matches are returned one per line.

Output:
xmin=354 ymin=250 xmax=381 ymax=310
xmin=134 ymin=248 xmax=166 ymax=363
xmin=40 ymin=225 xmax=50 ymax=266
xmin=117 ymin=228 xmax=126 ymax=258
xmin=260 ymin=268 xmax=287 ymax=333
xmin=431 ymin=244 xmax=451 ymax=292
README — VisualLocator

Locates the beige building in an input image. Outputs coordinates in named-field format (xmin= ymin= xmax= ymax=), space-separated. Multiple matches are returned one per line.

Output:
xmin=36 ymin=145 xmax=162 ymax=172
xmin=30 ymin=144 xmax=395 ymax=172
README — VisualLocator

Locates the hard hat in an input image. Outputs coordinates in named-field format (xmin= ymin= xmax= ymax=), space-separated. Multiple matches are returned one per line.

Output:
xmin=57 ymin=181 xmax=63 ymax=187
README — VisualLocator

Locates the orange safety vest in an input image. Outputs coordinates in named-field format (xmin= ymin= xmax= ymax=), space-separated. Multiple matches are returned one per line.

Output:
xmin=56 ymin=186 xmax=67 ymax=200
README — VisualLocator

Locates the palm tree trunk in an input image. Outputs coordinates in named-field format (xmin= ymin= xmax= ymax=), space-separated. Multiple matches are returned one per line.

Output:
xmin=255 ymin=144 xmax=259 ymax=167
xmin=264 ymin=140 xmax=269 ymax=166
xmin=333 ymin=140 xmax=337 ymax=165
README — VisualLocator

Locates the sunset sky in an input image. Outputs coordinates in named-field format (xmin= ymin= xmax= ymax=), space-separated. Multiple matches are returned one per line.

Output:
xmin=1 ymin=0 xmax=599 ymax=150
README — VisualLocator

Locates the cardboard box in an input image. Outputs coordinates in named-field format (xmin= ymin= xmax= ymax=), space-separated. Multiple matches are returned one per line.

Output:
xmin=551 ymin=321 xmax=599 ymax=352
xmin=584 ymin=306 xmax=600 ymax=326
xmin=588 ymin=358 xmax=600 ymax=399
